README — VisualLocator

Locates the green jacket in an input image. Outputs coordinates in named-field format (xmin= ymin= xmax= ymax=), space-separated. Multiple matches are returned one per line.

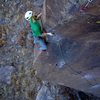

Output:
xmin=29 ymin=18 xmax=42 ymax=37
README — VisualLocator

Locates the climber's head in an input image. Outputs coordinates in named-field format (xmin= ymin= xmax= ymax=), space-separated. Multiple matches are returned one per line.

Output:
xmin=25 ymin=11 xmax=33 ymax=21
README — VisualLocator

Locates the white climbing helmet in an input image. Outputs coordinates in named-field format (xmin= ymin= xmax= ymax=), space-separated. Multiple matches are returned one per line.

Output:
xmin=25 ymin=11 xmax=33 ymax=21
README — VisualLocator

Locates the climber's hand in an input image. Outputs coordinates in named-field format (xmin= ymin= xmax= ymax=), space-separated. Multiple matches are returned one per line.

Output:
xmin=47 ymin=33 xmax=53 ymax=36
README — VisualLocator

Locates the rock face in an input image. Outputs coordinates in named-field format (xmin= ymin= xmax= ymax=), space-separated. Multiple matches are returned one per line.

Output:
xmin=0 ymin=0 xmax=42 ymax=100
xmin=34 ymin=0 xmax=100 ymax=98
xmin=36 ymin=82 xmax=98 ymax=100
xmin=0 ymin=66 xmax=15 ymax=84
xmin=44 ymin=0 xmax=84 ymax=27
xmin=0 ymin=0 xmax=100 ymax=99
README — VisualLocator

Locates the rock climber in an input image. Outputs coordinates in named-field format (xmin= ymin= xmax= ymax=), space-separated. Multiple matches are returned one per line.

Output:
xmin=24 ymin=11 xmax=53 ymax=51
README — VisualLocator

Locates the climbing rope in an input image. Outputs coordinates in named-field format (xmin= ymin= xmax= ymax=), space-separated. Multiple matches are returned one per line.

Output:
xmin=56 ymin=38 xmax=93 ymax=86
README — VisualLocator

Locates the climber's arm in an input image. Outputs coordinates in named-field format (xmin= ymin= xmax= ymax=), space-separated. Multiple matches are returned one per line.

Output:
xmin=31 ymin=13 xmax=42 ymax=21
xmin=37 ymin=13 xmax=42 ymax=19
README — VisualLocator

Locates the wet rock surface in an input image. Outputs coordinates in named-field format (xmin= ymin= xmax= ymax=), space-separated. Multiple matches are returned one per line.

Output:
xmin=0 ymin=0 xmax=100 ymax=99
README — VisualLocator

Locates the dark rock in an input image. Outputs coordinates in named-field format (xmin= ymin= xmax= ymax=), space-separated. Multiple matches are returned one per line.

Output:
xmin=36 ymin=82 xmax=75 ymax=100
xmin=0 ymin=66 xmax=15 ymax=84
xmin=0 ymin=0 xmax=100 ymax=99
xmin=34 ymin=0 xmax=100 ymax=98
xmin=0 ymin=18 xmax=10 ymax=25
xmin=33 ymin=0 xmax=44 ymax=7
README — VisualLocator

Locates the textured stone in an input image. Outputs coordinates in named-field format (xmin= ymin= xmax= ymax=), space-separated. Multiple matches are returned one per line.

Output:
xmin=0 ymin=66 xmax=15 ymax=84
xmin=34 ymin=0 xmax=100 ymax=97
xmin=0 ymin=0 xmax=100 ymax=99
xmin=36 ymin=82 xmax=78 ymax=100
xmin=33 ymin=0 xmax=44 ymax=7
